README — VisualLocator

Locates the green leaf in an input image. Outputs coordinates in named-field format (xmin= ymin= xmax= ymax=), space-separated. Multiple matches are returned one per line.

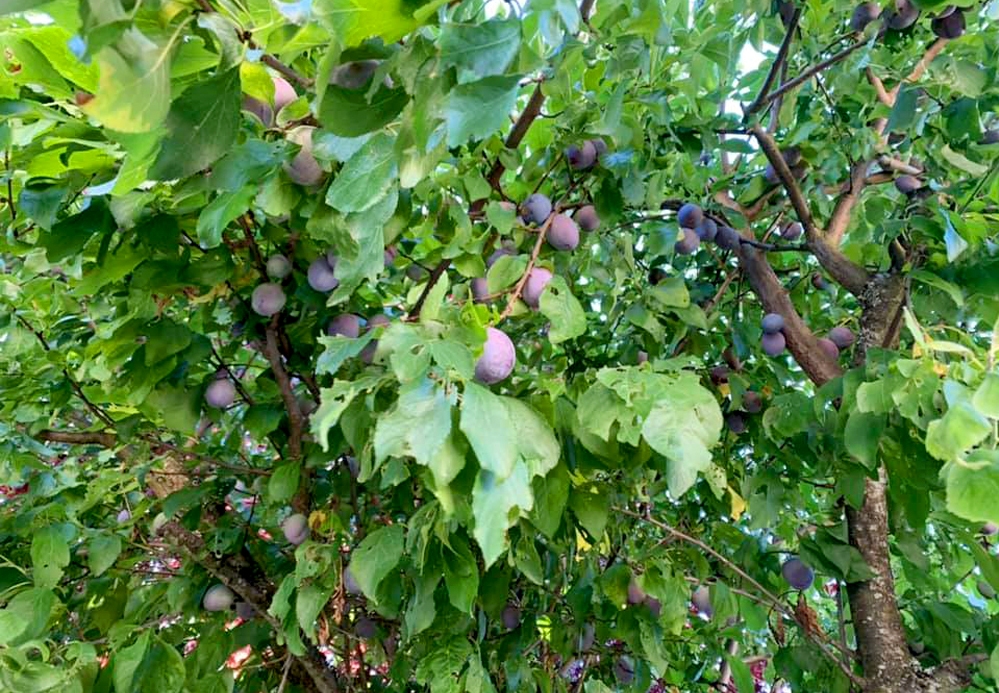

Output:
xmin=82 ymin=29 xmax=172 ymax=133
xmin=348 ymin=525 xmax=405 ymax=602
xmin=114 ymin=632 xmax=186 ymax=693
xmin=325 ymin=133 xmax=399 ymax=213
xmin=442 ymin=536 xmax=479 ymax=614
xmin=149 ymin=68 xmax=241 ymax=180
xmin=297 ymin=582 xmax=335 ymax=640
xmin=973 ymin=374 xmax=999 ymax=419
xmin=529 ymin=462 xmax=570 ymax=539
xmin=315 ymin=0 xmax=448 ymax=46
xmin=269 ymin=462 xmax=301 ymax=503
xmin=640 ymin=374 xmax=723 ymax=497
xmin=539 ymin=275 xmax=587 ymax=344
xmin=460 ymin=382 xmax=518 ymax=480
xmin=18 ymin=185 xmax=68 ymax=231
xmin=569 ymin=486 xmax=609 ymax=540
xmin=315 ymin=333 xmax=374 ymax=375
xmin=647 ymin=277 xmax=690 ymax=309
xmin=440 ymin=19 xmax=521 ymax=84
xmin=319 ymin=85 xmax=409 ymax=137
xmin=31 ymin=525 xmax=71 ymax=589
xmin=195 ymin=187 xmax=257 ymax=248
xmin=141 ymin=383 xmax=199 ymax=434
xmin=374 ymin=376 xmax=454 ymax=466
xmin=945 ymin=453 xmax=999 ymax=525
xmin=404 ymin=571 xmax=439 ymax=637
xmin=445 ymin=75 xmax=521 ymax=148
xmin=486 ymin=254 xmax=528 ymax=294
xmin=925 ymin=401 xmax=991 ymax=461
xmin=472 ymin=462 xmax=532 ymax=567
xmin=88 ymin=533 xmax=122 ymax=577
xmin=0 ymin=588 xmax=55 ymax=646
xmin=885 ymin=86 xmax=918 ymax=134
xmin=143 ymin=320 xmax=193 ymax=366
xmin=940 ymin=144 xmax=989 ymax=176
xmin=844 ymin=411 xmax=884 ymax=468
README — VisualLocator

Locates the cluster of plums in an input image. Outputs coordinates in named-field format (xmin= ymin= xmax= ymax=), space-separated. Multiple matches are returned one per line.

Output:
xmin=756 ymin=310 xmax=856 ymax=362
xmin=709 ymin=366 xmax=765 ymax=435
xmin=671 ymin=202 xmax=744 ymax=256
xmin=849 ymin=0 xmax=967 ymax=38
xmin=565 ymin=137 xmax=609 ymax=171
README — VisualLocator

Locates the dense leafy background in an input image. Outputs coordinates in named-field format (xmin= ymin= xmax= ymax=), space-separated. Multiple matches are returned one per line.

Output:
xmin=1 ymin=0 xmax=999 ymax=692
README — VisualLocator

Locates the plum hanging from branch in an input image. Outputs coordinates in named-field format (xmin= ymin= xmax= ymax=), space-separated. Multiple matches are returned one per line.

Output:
xmin=474 ymin=327 xmax=516 ymax=385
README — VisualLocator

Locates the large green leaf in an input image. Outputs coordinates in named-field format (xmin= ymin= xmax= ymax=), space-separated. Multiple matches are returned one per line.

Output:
xmin=348 ymin=525 xmax=405 ymax=602
xmin=325 ymin=133 xmax=399 ymax=213
xmin=472 ymin=462 xmax=532 ymax=567
xmin=945 ymin=452 xmax=999 ymax=525
xmin=440 ymin=19 xmax=521 ymax=84
xmin=114 ymin=632 xmax=186 ymax=693
xmin=374 ymin=376 xmax=454 ymax=466
xmin=31 ymin=525 xmax=71 ymax=589
xmin=319 ymin=84 xmax=410 ymax=137
xmin=445 ymin=75 xmax=521 ymax=147
xmin=539 ymin=275 xmax=587 ymax=344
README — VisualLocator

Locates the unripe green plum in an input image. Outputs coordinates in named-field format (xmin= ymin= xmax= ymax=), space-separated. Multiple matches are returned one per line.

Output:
xmin=205 ymin=379 xmax=236 ymax=408
xmin=266 ymin=254 xmax=292 ymax=280
xmin=566 ymin=141 xmax=597 ymax=170
xmin=575 ymin=205 xmax=600 ymax=231
xmin=474 ymin=327 xmax=516 ymax=385
xmin=203 ymin=584 xmax=236 ymax=612
xmin=548 ymin=214 xmax=579 ymax=251
xmin=520 ymin=194 xmax=552 ymax=225
xmin=676 ymin=203 xmax=703 ymax=228
xmin=308 ymin=257 xmax=339 ymax=293
xmin=282 ymin=513 xmax=309 ymax=545
xmin=761 ymin=331 xmax=786 ymax=356
xmin=522 ymin=268 xmax=553 ymax=309
xmin=251 ymin=283 xmax=286 ymax=317
xmin=674 ymin=227 xmax=700 ymax=255
xmin=328 ymin=314 xmax=362 ymax=338
xmin=284 ymin=127 xmax=324 ymax=186
xmin=781 ymin=558 xmax=815 ymax=590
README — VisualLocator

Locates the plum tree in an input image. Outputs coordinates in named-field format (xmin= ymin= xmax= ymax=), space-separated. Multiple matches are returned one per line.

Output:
xmin=817 ymin=338 xmax=841 ymax=360
xmin=895 ymin=175 xmax=922 ymax=194
xmin=501 ymin=603 xmax=521 ymax=630
xmin=761 ymin=331 xmax=786 ymax=356
xmin=203 ymin=584 xmax=235 ymax=612
xmin=522 ymin=267 xmax=553 ymax=309
xmin=761 ymin=313 xmax=785 ymax=335
xmin=829 ymin=326 xmax=855 ymax=349
xmin=850 ymin=2 xmax=881 ymax=31
xmin=575 ymin=205 xmax=600 ymax=231
xmin=676 ymin=202 xmax=703 ymax=228
xmin=266 ymin=254 xmax=292 ymax=280
xmin=284 ymin=126 xmax=324 ymax=186
xmin=307 ymin=256 xmax=339 ymax=292
xmin=781 ymin=558 xmax=815 ymax=590
xmin=241 ymin=76 xmax=296 ymax=127
xmin=251 ymin=283 xmax=287 ymax=316
xmin=282 ymin=513 xmax=309 ymax=545
xmin=548 ymin=214 xmax=580 ymax=251
xmin=520 ymin=194 xmax=552 ymax=225
xmin=565 ymin=141 xmax=597 ymax=170
xmin=474 ymin=327 xmax=516 ymax=385
xmin=674 ymin=227 xmax=700 ymax=255
xmin=328 ymin=314 xmax=362 ymax=338
xmin=205 ymin=378 xmax=236 ymax=408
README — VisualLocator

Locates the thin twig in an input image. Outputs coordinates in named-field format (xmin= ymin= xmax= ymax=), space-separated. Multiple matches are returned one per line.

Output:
xmin=262 ymin=320 xmax=304 ymax=460
xmin=498 ymin=213 xmax=555 ymax=321
xmin=276 ymin=652 xmax=294 ymax=693
xmin=745 ymin=6 xmax=802 ymax=115
xmin=4 ymin=150 xmax=14 ymax=221
xmin=238 ymin=215 xmax=269 ymax=277
xmin=211 ymin=344 xmax=255 ymax=406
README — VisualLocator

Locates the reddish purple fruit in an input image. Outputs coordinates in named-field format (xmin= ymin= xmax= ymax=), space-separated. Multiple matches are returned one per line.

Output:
xmin=781 ymin=558 xmax=815 ymax=590
xmin=284 ymin=127 xmax=324 ymax=186
xmin=850 ymin=2 xmax=882 ymax=31
xmin=627 ymin=578 xmax=646 ymax=605
xmin=308 ymin=257 xmax=339 ymax=293
xmin=695 ymin=218 xmax=717 ymax=242
xmin=812 ymin=273 xmax=829 ymax=291
xmin=648 ymin=267 xmax=667 ymax=286
xmin=282 ymin=513 xmax=309 ymax=545
xmin=474 ymin=327 xmax=516 ymax=385
xmin=614 ymin=656 xmax=635 ymax=685
xmin=743 ymin=391 xmax=763 ymax=414
xmin=205 ymin=379 xmax=236 ymax=409
xmin=762 ymin=313 xmax=785 ymax=335
xmin=781 ymin=221 xmax=803 ymax=241
xmin=644 ymin=596 xmax=661 ymax=617
xmin=355 ymin=616 xmax=377 ymax=639
xmin=677 ymin=203 xmax=703 ymax=228
xmin=203 ymin=584 xmax=235 ymax=612
xmin=272 ymin=76 xmax=297 ymax=112
xmin=818 ymin=338 xmax=841 ymax=360
xmin=895 ymin=175 xmax=922 ymax=194
xmin=548 ymin=214 xmax=580 ymax=251
xmin=674 ymin=227 xmax=700 ymax=255
xmin=575 ymin=205 xmax=600 ymax=232
xmin=344 ymin=567 xmax=362 ymax=595
xmin=566 ymin=140 xmax=597 ymax=170
xmin=887 ymin=0 xmax=920 ymax=30
xmin=590 ymin=138 xmax=609 ymax=158
xmin=828 ymin=326 xmax=855 ymax=349
xmin=522 ymin=267 xmax=553 ymax=309
xmin=520 ymin=194 xmax=552 ymax=225
xmin=715 ymin=225 xmax=741 ymax=251
xmin=710 ymin=365 xmax=730 ymax=385
xmin=251 ymin=283 xmax=286 ymax=317
xmin=487 ymin=241 xmax=517 ymax=268
xmin=982 ymin=130 xmax=999 ymax=145
xmin=328 ymin=314 xmax=362 ymax=338
xmin=637 ymin=351 xmax=649 ymax=365
xmin=762 ymin=332 xmax=786 ymax=356
xmin=726 ymin=411 xmax=747 ymax=434
xmin=471 ymin=278 xmax=489 ymax=303
xmin=931 ymin=7 xmax=964 ymax=38
xmin=501 ymin=603 xmax=521 ymax=630
xmin=242 ymin=96 xmax=273 ymax=126
xmin=330 ymin=60 xmax=380 ymax=89
xmin=116 ymin=508 xmax=131 ymax=523
xmin=982 ymin=522 xmax=999 ymax=536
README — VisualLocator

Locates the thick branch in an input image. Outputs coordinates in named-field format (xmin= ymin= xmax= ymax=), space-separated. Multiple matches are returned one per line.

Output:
xmin=751 ymin=125 xmax=870 ymax=295
xmin=827 ymin=159 xmax=870 ymax=246
xmin=745 ymin=5 xmax=802 ymax=116
xmin=36 ymin=430 xmax=117 ymax=447
xmin=263 ymin=320 xmax=304 ymax=460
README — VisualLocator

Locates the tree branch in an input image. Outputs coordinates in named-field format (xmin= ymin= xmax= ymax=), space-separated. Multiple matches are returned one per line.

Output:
xmin=36 ymin=430 xmax=117 ymax=447
xmin=745 ymin=5 xmax=802 ymax=116
xmin=750 ymin=124 xmax=870 ymax=295
xmin=263 ymin=319 xmax=304 ymax=460
xmin=498 ymin=212 xmax=555 ymax=321
xmin=866 ymin=67 xmax=894 ymax=107
xmin=826 ymin=159 xmax=870 ymax=246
